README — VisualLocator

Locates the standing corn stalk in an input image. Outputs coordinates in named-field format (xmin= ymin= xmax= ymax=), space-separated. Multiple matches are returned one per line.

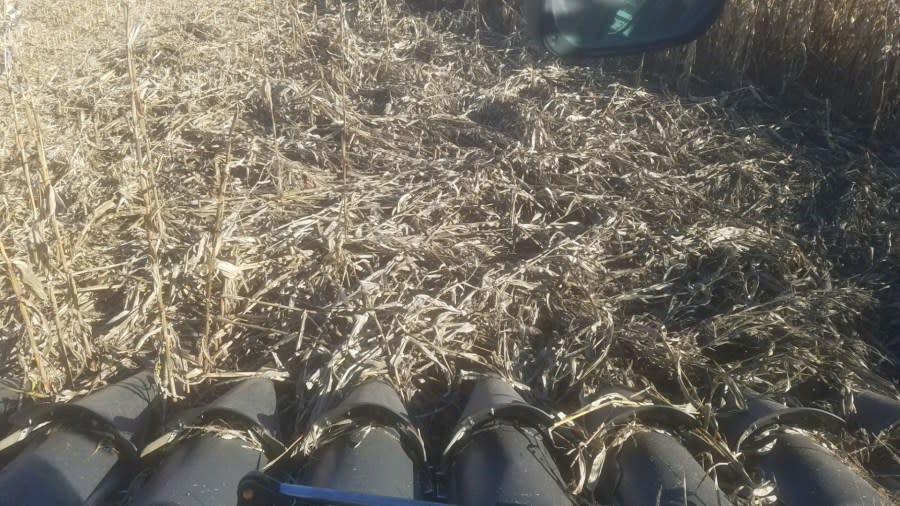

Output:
xmin=0 ymin=237 xmax=50 ymax=393
xmin=26 ymin=102 xmax=91 ymax=368
xmin=124 ymin=2 xmax=178 ymax=396
xmin=6 ymin=85 xmax=74 ymax=384
xmin=202 ymin=107 xmax=239 ymax=372
xmin=4 ymin=1 xmax=75 ymax=384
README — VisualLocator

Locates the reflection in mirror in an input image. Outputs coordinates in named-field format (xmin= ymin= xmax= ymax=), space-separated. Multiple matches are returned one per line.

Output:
xmin=537 ymin=0 xmax=726 ymax=56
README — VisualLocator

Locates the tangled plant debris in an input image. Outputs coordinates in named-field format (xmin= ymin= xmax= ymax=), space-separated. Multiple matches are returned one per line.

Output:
xmin=0 ymin=0 xmax=898 ymax=503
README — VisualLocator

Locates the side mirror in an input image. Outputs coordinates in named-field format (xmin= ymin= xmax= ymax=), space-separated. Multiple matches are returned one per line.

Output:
xmin=528 ymin=0 xmax=728 ymax=57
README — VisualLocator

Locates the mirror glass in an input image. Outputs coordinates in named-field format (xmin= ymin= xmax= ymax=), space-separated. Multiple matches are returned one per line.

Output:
xmin=537 ymin=0 xmax=726 ymax=56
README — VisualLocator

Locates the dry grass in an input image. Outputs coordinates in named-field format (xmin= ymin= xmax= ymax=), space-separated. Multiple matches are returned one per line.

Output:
xmin=1 ymin=0 xmax=899 ymax=502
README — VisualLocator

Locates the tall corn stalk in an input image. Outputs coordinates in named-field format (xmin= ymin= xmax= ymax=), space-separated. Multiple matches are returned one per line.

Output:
xmin=693 ymin=0 xmax=900 ymax=132
xmin=124 ymin=3 xmax=179 ymax=396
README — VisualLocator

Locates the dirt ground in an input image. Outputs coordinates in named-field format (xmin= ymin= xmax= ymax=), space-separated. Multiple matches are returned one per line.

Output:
xmin=1 ymin=0 xmax=899 ymax=502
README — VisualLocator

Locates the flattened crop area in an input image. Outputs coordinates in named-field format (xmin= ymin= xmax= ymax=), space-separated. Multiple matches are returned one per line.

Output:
xmin=1 ymin=0 xmax=899 ymax=501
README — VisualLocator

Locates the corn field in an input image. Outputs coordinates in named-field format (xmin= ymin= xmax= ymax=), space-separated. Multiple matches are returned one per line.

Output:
xmin=0 ymin=0 xmax=898 ymax=502
xmin=697 ymin=0 xmax=900 ymax=135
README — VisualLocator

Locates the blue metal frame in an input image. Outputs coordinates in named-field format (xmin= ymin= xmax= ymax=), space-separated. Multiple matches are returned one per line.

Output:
xmin=276 ymin=483 xmax=452 ymax=506
xmin=237 ymin=472 xmax=455 ymax=506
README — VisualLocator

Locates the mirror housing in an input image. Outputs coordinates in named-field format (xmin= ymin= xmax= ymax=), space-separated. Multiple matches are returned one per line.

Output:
xmin=528 ymin=0 xmax=728 ymax=57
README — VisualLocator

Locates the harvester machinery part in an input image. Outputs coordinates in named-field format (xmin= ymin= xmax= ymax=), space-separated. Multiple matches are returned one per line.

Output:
xmin=0 ymin=380 xmax=21 ymax=433
xmin=0 ymin=379 xmax=24 ymax=468
xmin=716 ymin=388 xmax=889 ymax=506
xmin=131 ymin=378 xmax=283 ymax=506
xmin=585 ymin=386 xmax=733 ymax=506
xmin=442 ymin=376 xmax=576 ymax=506
xmin=238 ymin=376 xmax=576 ymax=506
xmin=0 ymin=378 xmax=26 ymax=438
xmin=845 ymin=390 xmax=900 ymax=438
xmin=844 ymin=390 xmax=900 ymax=494
xmin=0 ymin=370 xmax=160 ymax=506
xmin=296 ymin=379 xmax=428 ymax=500
xmin=239 ymin=378 xmax=433 ymax=506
